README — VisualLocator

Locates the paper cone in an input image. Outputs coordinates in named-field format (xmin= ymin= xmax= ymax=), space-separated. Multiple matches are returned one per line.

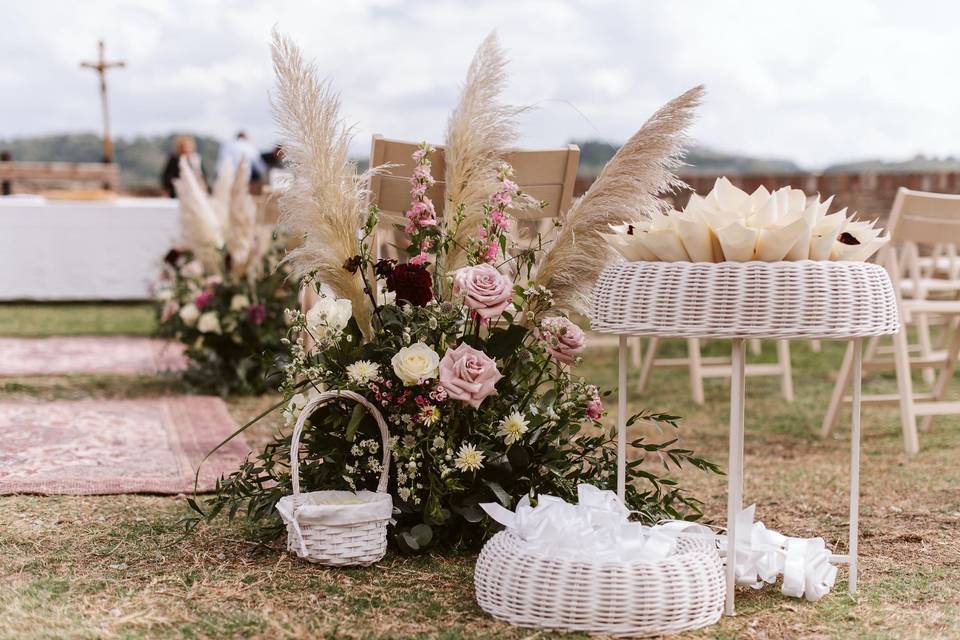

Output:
xmin=716 ymin=222 xmax=759 ymax=262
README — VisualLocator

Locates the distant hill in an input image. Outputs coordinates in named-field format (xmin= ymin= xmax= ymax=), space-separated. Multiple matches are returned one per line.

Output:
xmin=573 ymin=140 xmax=801 ymax=176
xmin=0 ymin=133 xmax=222 ymax=190
xmin=824 ymin=154 xmax=960 ymax=174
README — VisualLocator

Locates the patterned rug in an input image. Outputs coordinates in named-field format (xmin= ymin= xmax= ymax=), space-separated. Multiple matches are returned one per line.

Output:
xmin=0 ymin=396 xmax=249 ymax=495
xmin=0 ymin=336 xmax=188 ymax=377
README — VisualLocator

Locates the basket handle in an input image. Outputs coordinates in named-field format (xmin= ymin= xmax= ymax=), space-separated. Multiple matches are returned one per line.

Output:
xmin=289 ymin=389 xmax=391 ymax=497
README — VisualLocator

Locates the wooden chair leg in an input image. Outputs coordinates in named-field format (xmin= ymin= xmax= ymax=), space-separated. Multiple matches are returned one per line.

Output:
xmin=688 ymin=338 xmax=705 ymax=405
xmin=919 ymin=316 xmax=960 ymax=432
xmin=810 ymin=339 xmax=822 ymax=353
xmin=630 ymin=337 xmax=642 ymax=368
xmin=637 ymin=337 xmax=660 ymax=395
xmin=777 ymin=340 xmax=794 ymax=402
xmin=749 ymin=339 xmax=762 ymax=355
xmin=864 ymin=335 xmax=881 ymax=362
xmin=917 ymin=314 xmax=936 ymax=385
xmin=893 ymin=325 xmax=920 ymax=454
xmin=821 ymin=340 xmax=855 ymax=438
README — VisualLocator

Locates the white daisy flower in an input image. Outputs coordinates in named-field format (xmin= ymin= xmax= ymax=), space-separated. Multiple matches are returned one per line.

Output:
xmin=454 ymin=443 xmax=485 ymax=472
xmin=497 ymin=411 xmax=529 ymax=445
xmin=346 ymin=360 xmax=380 ymax=385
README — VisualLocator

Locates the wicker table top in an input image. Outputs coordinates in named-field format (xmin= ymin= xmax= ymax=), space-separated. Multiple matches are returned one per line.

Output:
xmin=591 ymin=260 xmax=900 ymax=340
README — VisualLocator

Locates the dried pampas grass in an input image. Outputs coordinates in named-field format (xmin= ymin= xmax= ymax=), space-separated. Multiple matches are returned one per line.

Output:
xmin=270 ymin=29 xmax=377 ymax=336
xmin=174 ymin=156 xmax=224 ymax=271
xmin=533 ymin=85 xmax=704 ymax=315
xmin=224 ymin=159 xmax=256 ymax=277
xmin=442 ymin=32 xmax=522 ymax=272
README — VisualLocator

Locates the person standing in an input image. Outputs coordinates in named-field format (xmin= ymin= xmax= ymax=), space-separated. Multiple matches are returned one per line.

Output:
xmin=0 ymin=151 xmax=12 ymax=196
xmin=161 ymin=135 xmax=204 ymax=197
xmin=216 ymin=131 xmax=268 ymax=184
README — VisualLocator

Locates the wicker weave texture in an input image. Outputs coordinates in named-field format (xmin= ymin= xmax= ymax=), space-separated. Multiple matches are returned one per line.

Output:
xmin=278 ymin=390 xmax=392 ymax=567
xmin=284 ymin=518 xmax=388 ymax=567
xmin=591 ymin=260 xmax=900 ymax=339
xmin=475 ymin=532 xmax=724 ymax=638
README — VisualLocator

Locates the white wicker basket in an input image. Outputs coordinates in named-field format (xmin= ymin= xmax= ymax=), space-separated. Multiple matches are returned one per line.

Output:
xmin=275 ymin=390 xmax=393 ymax=567
xmin=592 ymin=260 xmax=899 ymax=339
xmin=475 ymin=531 xmax=724 ymax=637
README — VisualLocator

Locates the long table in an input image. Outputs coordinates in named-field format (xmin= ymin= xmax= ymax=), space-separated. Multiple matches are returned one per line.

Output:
xmin=0 ymin=197 xmax=179 ymax=300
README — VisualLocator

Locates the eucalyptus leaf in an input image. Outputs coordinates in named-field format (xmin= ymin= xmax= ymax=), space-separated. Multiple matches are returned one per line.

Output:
xmin=345 ymin=404 xmax=365 ymax=442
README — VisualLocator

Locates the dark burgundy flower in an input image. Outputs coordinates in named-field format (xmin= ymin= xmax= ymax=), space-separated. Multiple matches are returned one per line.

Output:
xmin=164 ymin=248 xmax=183 ymax=267
xmin=386 ymin=263 xmax=433 ymax=307
xmin=374 ymin=259 xmax=397 ymax=278
xmin=246 ymin=303 xmax=266 ymax=326
xmin=195 ymin=289 xmax=215 ymax=310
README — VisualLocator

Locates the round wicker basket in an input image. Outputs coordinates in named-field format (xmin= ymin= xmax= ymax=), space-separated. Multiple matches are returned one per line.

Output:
xmin=475 ymin=531 xmax=724 ymax=638
xmin=591 ymin=260 xmax=899 ymax=339
xmin=276 ymin=389 xmax=393 ymax=567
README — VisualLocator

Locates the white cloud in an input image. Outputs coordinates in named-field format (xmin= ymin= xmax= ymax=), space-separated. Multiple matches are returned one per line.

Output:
xmin=2 ymin=0 xmax=959 ymax=167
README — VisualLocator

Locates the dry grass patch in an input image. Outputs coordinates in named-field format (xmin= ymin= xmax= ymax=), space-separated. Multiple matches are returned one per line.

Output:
xmin=1 ymin=304 xmax=959 ymax=638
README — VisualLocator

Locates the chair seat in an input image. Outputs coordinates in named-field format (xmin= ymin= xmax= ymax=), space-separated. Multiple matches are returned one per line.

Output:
xmin=899 ymin=278 xmax=960 ymax=297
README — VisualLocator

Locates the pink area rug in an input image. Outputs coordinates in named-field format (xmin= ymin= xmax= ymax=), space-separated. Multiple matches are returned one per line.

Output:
xmin=0 ymin=396 xmax=249 ymax=495
xmin=0 ymin=336 xmax=187 ymax=377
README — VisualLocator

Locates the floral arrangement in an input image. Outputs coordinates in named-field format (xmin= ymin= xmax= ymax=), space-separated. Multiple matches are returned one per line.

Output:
xmin=187 ymin=31 xmax=718 ymax=550
xmin=605 ymin=177 xmax=888 ymax=263
xmin=155 ymin=159 xmax=297 ymax=395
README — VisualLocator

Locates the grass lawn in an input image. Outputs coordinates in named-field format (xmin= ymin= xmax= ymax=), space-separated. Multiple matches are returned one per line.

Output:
xmin=1 ymin=304 xmax=959 ymax=638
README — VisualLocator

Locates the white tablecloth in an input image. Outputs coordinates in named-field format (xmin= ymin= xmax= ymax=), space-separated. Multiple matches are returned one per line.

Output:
xmin=0 ymin=197 xmax=179 ymax=300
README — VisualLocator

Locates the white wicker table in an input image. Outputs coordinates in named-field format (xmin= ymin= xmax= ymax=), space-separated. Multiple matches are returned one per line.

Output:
xmin=592 ymin=260 xmax=900 ymax=615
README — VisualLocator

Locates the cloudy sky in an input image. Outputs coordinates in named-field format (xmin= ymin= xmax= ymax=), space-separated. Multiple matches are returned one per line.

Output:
xmin=3 ymin=0 xmax=959 ymax=168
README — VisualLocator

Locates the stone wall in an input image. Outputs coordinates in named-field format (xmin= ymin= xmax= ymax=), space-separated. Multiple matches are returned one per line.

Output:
xmin=574 ymin=172 xmax=960 ymax=219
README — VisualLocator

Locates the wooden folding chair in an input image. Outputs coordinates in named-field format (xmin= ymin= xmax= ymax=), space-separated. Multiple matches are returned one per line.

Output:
xmin=368 ymin=135 xmax=580 ymax=259
xmin=822 ymin=188 xmax=960 ymax=454
xmin=635 ymin=337 xmax=794 ymax=405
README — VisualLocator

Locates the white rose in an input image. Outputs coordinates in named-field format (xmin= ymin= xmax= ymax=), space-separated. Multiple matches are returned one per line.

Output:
xmin=179 ymin=303 xmax=200 ymax=327
xmin=157 ymin=289 xmax=174 ymax=302
xmin=197 ymin=311 xmax=222 ymax=334
xmin=306 ymin=297 xmax=353 ymax=340
xmin=230 ymin=294 xmax=250 ymax=311
xmin=391 ymin=342 xmax=440 ymax=386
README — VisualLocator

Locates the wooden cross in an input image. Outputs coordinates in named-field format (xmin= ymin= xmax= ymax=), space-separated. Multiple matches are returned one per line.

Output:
xmin=80 ymin=40 xmax=125 ymax=163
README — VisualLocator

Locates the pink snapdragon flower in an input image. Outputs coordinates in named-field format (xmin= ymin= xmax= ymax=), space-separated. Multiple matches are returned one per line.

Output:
xmin=586 ymin=385 xmax=603 ymax=420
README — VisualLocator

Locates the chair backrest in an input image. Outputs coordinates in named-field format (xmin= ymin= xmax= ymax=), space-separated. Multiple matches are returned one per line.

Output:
xmin=887 ymin=187 xmax=960 ymax=245
xmin=367 ymin=135 xmax=580 ymax=227
xmin=883 ymin=188 xmax=960 ymax=291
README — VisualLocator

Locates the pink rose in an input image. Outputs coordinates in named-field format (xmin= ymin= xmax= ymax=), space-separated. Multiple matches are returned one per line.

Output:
xmin=538 ymin=316 xmax=586 ymax=364
xmin=453 ymin=264 xmax=513 ymax=319
xmin=439 ymin=343 xmax=503 ymax=408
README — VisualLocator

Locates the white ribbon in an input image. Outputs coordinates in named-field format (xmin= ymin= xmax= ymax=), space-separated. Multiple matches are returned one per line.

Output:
xmin=482 ymin=485 xmax=838 ymax=602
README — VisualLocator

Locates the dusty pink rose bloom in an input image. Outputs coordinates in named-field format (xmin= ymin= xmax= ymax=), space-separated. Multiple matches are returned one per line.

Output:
xmin=453 ymin=264 xmax=513 ymax=319
xmin=439 ymin=343 xmax=503 ymax=408
xmin=538 ymin=316 xmax=586 ymax=364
